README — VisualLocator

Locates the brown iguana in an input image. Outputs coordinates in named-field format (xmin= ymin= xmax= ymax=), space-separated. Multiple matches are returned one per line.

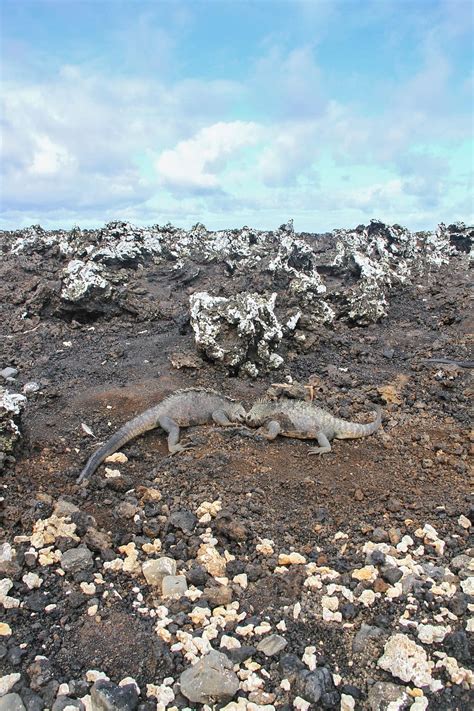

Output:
xmin=77 ymin=388 xmax=247 ymax=483
xmin=246 ymin=398 xmax=382 ymax=454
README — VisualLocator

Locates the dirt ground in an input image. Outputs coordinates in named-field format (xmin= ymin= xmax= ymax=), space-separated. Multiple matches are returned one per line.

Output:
xmin=0 ymin=234 xmax=472 ymax=710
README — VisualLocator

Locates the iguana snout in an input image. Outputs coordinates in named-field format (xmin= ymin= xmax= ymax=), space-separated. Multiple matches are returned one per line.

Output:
xmin=232 ymin=404 xmax=248 ymax=422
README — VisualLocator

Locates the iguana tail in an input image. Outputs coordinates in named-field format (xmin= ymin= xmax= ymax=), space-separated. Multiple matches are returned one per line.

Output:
xmin=76 ymin=405 xmax=162 ymax=483
xmin=334 ymin=405 xmax=382 ymax=439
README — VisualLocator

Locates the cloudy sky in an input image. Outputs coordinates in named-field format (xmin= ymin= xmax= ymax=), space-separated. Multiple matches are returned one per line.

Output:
xmin=1 ymin=0 xmax=473 ymax=232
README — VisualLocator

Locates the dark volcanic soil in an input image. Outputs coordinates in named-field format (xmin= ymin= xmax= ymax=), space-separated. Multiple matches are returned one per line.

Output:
xmin=0 ymin=224 xmax=472 ymax=711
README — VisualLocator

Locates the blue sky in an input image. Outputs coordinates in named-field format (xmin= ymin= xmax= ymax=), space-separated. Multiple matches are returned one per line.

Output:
xmin=1 ymin=0 xmax=473 ymax=231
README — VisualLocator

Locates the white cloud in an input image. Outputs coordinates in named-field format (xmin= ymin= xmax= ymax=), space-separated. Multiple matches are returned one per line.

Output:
xmin=29 ymin=135 xmax=75 ymax=176
xmin=155 ymin=121 xmax=262 ymax=191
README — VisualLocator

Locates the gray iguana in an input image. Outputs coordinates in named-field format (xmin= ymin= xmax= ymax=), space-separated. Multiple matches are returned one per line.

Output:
xmin=77 ymin=388 xmax=247 ymax=483
xmin=246 ymin=398 xmax=382 ymax=454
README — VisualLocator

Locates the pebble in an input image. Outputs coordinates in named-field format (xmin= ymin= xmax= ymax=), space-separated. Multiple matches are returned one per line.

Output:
xmin=1 ymin=368 xmax=18 ymax=380
xmin=0 ymin=675 xmax=21 ymax=696
xmin=168 ymin=510 xmax=197 ymax=533
xmin=179 ymin=650 xmax=240 ymax=704
xmin=380 ymin=565 xmax=403 ymax=585
xmin=61 ymin=546 xmax=94 ymax=574
xmin=161 ymin=575 xmax=188 ymax=598
xmin=367 ymin=681 xmax=409 ymax=711
xmin=90 ymin=680 xmax=139 ymax=711
xmin=256 ymin=634 xmax=288 ymax=657
xmin=0 ymin=623 xmax=12 ymax=637
xmin=296 ymin=667 xmax=339 ymax=707
xmin=0 ymin=695 xmax=26 ymax=711
xmin=27 ymin=658 xmax=53 ymax=690
xmin=52 ymin=698 xmax=85 ymax=711
xmin=142 ymin=557 xmax=176 ymax=586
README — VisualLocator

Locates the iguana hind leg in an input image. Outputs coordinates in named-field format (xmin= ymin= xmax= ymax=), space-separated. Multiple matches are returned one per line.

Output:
xmin=308 ymin=432 xmax=332 ymax=455
xmin=158 ymin=415 xmax=193 ymax=455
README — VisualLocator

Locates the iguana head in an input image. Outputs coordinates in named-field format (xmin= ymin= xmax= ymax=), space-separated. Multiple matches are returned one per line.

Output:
xmin=246 ymin=400 xmax=273 ymax=426
xmin=230 ymin=402 xmax=247 ymax=422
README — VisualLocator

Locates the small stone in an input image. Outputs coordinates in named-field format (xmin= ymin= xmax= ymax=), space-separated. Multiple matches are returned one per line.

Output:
xmin=214 ymin=514 xmax=247 ymax=541
xmin=296 ymin=667 xmax=339 ymax=706
xmin=52 ymin=698 xmax=85 ymax=711
xmin=458 ymin=514 xmax=471 ymax=529
xmin=371 ymin=528 xmax=389 ymax=542
xmin=354 ymin=489 xmax=364 ymax=501
xmin=387 ymin=499 xmax=402 ymax=513
xmin=0 ymin=675 xmax=21 ymax=696
xmin=0 ymin=694 xmax=26 ymax=711
xmin=83 ymin=528 xmax=112 ymax=552
xmin=0 ymin=623 xmax=12 ymax=637
xmin=168 ymin=510 xmax=197 ymax=533
xmin=352 ymin=565 xmax=377 ymax=581
xmin=340 ymin=694 xmax=356 ymax=711
xmin=115 ymin=502 xmax=137 ymax=519
xmin=374 ymin=578 xmax=389 ymax=593
xmin=278 ymin=552 xmax=306 ymax=565
xmin=142 ymin=557 xmax=176 ymax=587
xmin=388 ymin=527 xmax=401 ymax=545
xmin=161 ymin=575 xmax=188 ymax=598
xmin=256 ymin=634 xmax=288 ymax=657
xmin=27 ymin=658 xmax=53 ymax=690
xmin=61 ymin=546 xmax=94 ymax=574
xmin=381 ymin=566 xmax=403 ymax=585
xmin=367 ymin=682 xmax=409 ymax=711
xmin=179 ymin=650 xmax=239 ymax=704
xmin=223 ymin=646 xmax=256 ymax=665
xmin=203 ymin=585 xmax=233 ymax=607
xmin=1 ymin=368 xmax=18 ymax=380
xmin=90 ymin=680 xmax=138 ymax=711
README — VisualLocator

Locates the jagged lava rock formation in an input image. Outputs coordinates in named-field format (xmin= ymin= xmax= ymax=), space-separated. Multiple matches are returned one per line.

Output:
xmin=1 ymin=219 xmax=472 ymax=375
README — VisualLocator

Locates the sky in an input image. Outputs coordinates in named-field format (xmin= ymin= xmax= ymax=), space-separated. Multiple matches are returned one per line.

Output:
xmin=1 ymin=0 xmax=473 ymax=232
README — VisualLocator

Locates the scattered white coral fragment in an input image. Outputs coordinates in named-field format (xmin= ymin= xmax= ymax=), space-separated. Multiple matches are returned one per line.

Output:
xmin=377 ymin=634 xmax=435 ymax=689
xmin=278 ymin=552 xmax=307 ymax=565
xmin=256 ymin=539 xmax=275 ymax=556
xmin=434 ymin=652 xmax=474 ymax=687
xmin=30 ymin=515 xmax=79 ymax=549
xmin=22 ymin=572 xmax=42 ymax=589
xmin=0 ymin=578 xmax=20 ymax=609
xmin=417 ymin=624 xmax=450 ymax=644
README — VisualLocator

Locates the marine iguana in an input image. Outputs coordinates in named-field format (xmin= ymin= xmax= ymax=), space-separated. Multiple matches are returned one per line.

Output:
xmin=77 ymin=388 xmax=247 ymax=483
xmin=246 ymin=398 xmax=382 ymax=454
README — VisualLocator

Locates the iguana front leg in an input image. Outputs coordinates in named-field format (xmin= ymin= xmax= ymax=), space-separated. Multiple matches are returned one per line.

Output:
xmin=256 ymin=420 xmax=281 ymax=441
xmin=158 ymin=415 xmax=193 ymax=455
xmin=308 ymin=432 xmax=332 ymax=455
xmin=212 ymin=409 xmax=235 ymax=426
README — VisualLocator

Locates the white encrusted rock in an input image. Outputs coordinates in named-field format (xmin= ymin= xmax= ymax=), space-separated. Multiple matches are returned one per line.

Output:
xmin=61 ymin=260 xmax=110 ymax=302
xmin=377 ymin=634 xmax=435 ymax=688
xmin=190 ymin=291 xmax=284 ymax=376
